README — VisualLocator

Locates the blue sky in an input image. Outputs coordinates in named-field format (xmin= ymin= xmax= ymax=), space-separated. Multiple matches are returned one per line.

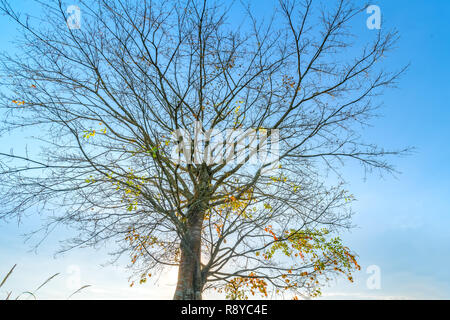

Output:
xmin=0 ymin=0 xmax=449 ymax=299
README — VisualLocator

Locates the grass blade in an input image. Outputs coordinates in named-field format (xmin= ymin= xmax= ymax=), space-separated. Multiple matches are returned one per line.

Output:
xmin=0 ymin=264 xmax=17 ymax=289
xmin=15 ymin=291 xmax=37 ymax=300
xmin=35 ymin=273 xmax=59 ymax=293
xmin=67 ymin=285 xmax=91 ymax=300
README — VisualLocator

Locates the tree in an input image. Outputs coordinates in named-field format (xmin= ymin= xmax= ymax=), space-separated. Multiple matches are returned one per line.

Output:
xmin=0 ymin=0 xmax=407 ymax=300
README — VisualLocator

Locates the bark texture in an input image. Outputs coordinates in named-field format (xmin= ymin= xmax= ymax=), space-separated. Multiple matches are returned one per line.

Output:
xmin=173 ymin=215 xmax=204 ymax=300
xmin=173 ymin=166 xmax=210 ymax=300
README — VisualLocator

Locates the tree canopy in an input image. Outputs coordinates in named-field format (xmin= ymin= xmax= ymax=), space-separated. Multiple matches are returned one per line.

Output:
xmin=0 ymin=0 xmax=407 ymax=299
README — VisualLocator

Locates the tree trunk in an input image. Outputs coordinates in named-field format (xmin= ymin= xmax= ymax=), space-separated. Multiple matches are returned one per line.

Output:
xmin=173 ymin=165 xmax=210 ymax=300
xmin=173 ymin=215 xmax=204 ymax=300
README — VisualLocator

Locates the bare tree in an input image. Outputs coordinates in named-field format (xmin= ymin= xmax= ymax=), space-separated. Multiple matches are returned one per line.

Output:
xmin=0 ymin=0 xmax=407 ymax=300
